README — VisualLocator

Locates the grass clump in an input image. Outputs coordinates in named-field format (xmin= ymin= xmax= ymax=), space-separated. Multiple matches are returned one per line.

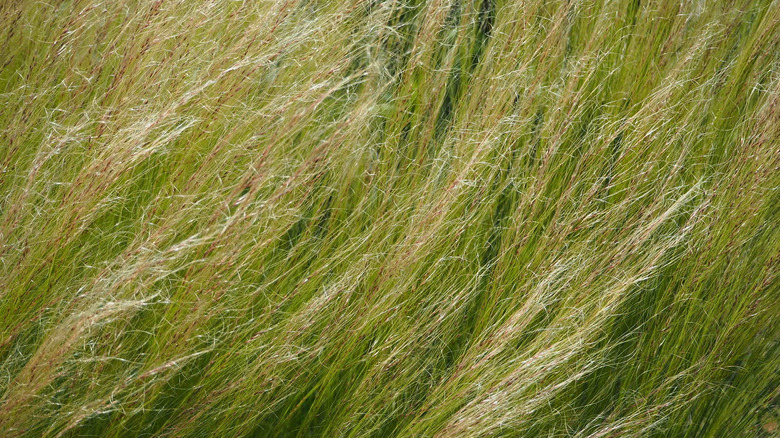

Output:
xmin=0 ymin=0 xmax=778 ymax=436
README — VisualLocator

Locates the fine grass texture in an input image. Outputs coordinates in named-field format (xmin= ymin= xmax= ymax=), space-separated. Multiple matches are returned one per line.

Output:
xmin=1 ymin=0 xmax=778 ymax=436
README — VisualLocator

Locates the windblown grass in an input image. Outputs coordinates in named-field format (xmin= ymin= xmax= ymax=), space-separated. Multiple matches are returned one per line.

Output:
xmin=1 ymin=0 xmax=778 ymax=436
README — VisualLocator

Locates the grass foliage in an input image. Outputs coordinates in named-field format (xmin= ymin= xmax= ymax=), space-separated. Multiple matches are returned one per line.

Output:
xmin=1 ymin=0 xmax=779 ymax=436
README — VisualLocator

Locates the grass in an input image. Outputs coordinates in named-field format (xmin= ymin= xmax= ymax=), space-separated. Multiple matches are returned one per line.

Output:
xmin=0 ymin=0 xmax=778 ymax=436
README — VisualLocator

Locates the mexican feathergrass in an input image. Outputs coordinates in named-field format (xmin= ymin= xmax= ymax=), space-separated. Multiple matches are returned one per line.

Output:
xmin=0 ymin=0 xmax=778 ymax=436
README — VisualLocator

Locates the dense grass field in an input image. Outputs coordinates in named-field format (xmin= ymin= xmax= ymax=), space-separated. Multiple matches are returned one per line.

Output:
xmin=1 ymin=0 xmax=778 ymax=436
